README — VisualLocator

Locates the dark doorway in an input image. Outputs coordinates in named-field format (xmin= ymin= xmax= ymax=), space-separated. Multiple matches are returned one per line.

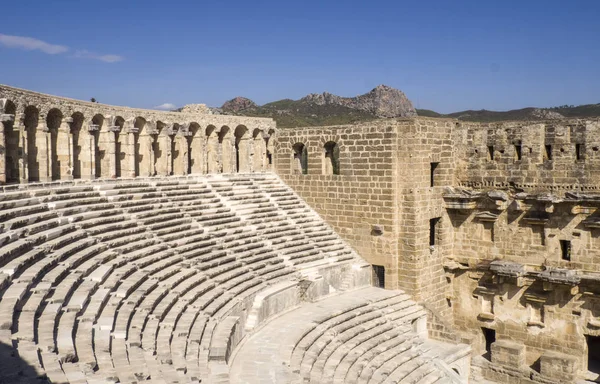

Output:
xmin=482 ymin=327 xmax=495 ymax=360
xmin=372 ymin=265 xmax=385 ymax=288
xmin=587 ymin=335 xmax=600 ymax=375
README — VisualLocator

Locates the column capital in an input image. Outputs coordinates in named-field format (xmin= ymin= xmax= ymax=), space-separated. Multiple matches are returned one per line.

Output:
xmin=108 ymin=126 xmax=121 ymax=132
xmin=88 ymin=124 xmax=100 ymax=132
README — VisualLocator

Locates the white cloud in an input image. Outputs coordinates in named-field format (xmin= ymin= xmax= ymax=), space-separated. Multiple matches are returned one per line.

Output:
xmin=0 ymin=34 xmax=68 ymax=54
xmin=154 ymin=103 xmax=177 ymax=110
xmin=73 ymin=50 xmax=124 ymax=63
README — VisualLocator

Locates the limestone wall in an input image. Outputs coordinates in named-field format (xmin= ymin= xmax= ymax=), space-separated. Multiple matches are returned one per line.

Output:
xmin=0 ymin=84 xmax=276 ymax=183
xmin=274 ymin=122 xmax=400 ymax=289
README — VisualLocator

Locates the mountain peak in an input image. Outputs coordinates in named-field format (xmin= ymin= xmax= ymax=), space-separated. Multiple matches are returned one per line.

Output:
xmin=221 ymin=96 xmax=257 ymax=113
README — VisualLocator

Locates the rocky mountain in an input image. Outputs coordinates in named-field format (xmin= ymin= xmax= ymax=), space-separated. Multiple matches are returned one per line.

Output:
xmin=221 ymin=97 xmax=257 ymax=113
xmin=213 ymin=85 xmax=417 ymax=127
xmin=200 ymin=85 xmax=600 ymax=128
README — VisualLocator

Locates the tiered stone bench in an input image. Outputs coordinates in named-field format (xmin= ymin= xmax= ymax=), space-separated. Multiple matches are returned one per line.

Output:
xmin=0 ymin=173 xmax=470 ymax=383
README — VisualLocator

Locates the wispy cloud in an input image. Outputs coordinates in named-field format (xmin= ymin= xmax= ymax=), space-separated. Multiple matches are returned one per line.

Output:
xmin=154 ymin=103 xmax=177 ymax=110
xmin=0 ymin=34 xmax=68 ymax=54
xmin=73 ymin=50 xmax=124 ymax=63
xmin=0 ymin=33 xmax=123 ymax=63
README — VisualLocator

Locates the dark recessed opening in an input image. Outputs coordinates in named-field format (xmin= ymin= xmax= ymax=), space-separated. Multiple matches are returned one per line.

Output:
xmin=576 ymin=143 xmax=583 ymax=161
xmin=587 ymin=335 xmax=600 ymax=374
xmin=267 ymin=151 xmax=272 ymax=165
xmin=515 ymin=145 xmax=522 ymax=161
xmin=430 ymin=217 xmax=440 ymax=247
xmin=372 ymin=265 xmax=385 ymax=288
xmin=487 ymin=146 xmax=494 ymax=160
xmin=545 ymin=145 xmax=552 ymax=160
xmin=430 ymin=162 xmax=439 ymax=187
xmin=482 ymin=327 xmax=496 ymax=361
xmin=560 ymin=240 xmax=571 ymax=261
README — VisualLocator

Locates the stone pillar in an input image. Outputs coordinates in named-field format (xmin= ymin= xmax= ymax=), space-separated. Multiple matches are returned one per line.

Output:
xmin=125 ymin=129 xmax=138 ymax=178
xmin=174 ymin=133 xmax=189 ymax=176
xmin=18 ymin=115 xmax=28 ymax=183
xmin=37 ymin=118 xmax=51 ymax=182
xmin=82 ymin=123 xmax=99 ymax=180
xmin=108 ymin=126 xmax=120 ymax=178
xmin=157 ymin=134 xmax=170 ymax=176
xmin=0 ymin=114 xmax=13 ymax=183
xmin=58 ymin=118 xmax=73 ymax=180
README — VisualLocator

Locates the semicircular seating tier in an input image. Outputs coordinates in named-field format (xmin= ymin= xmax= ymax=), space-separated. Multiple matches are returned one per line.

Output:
xmin=0 ymin=173 xmax=470 ymax=384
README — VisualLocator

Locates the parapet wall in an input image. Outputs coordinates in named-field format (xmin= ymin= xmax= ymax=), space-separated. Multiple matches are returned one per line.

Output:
xmin=457 ymin=119 xmax=600 ymax=191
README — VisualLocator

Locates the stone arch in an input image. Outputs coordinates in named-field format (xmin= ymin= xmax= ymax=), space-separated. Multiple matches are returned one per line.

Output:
xmin=70 ymin=112 xmax=84 ymax=179
xmin=292 ymin=142 xmax=308 ymax=174
xmin=46 ymin=108 xmax=63 ymax=181
xmin=24 ymin=106 xmax=40 ymax=182
xmin=186 ymin=123 xmax=201 ymax=174
xmin=206 ymin=125 xmax=218 ymax=173
xmin=323 ymin=141 xmax=340 ymax=175
xmin=91 ymin=114 xmax=104 ymax=178
xmin=234 ymin=125 xmax=250 ymax=173
xmin=138 ymin=120 xmax=157 ymax=177
xmin=219 ymin=126 xmax=233 ymax=173
xmin=113 ymin=116 xmax=125 ymax=178
xmin=154 ymin=121 xmax=168 ymax=176
xmin=252 ymin=128 xmax=266 ymax=173
xmin=1 ymin=100 xmax=19 ymax=182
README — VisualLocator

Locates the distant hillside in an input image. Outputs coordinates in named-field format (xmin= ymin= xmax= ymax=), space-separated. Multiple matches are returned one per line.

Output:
xmin=213 ymin=85 xmax=416 ymax=128
xmin=178 ymin=86 xmax=600 ymax=128
xmin=418 ymin=104 xmax=600 ymax=123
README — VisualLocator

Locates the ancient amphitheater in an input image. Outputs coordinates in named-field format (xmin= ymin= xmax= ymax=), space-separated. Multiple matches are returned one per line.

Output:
xmin=0 ymin=85 xmax=599 ymax=384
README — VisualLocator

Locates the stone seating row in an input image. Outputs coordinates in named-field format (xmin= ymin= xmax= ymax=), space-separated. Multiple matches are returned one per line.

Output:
xmin=0 ymin=174 xmax=366 ymax=383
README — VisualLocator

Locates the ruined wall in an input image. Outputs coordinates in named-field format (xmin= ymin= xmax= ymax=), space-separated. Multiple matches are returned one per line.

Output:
xmin=446 ymin=119 xmax=600 ymax=382
xmin=274 ymin=122 xmax=400 ymax=289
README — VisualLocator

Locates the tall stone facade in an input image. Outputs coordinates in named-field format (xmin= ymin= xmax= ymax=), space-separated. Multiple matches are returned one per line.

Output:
xmin=275 ymin=118 xmax=600 ymax=383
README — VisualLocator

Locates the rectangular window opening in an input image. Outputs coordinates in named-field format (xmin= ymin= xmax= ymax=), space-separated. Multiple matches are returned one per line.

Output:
xmin=544 ymin=145 xmax=552 ymax=161
xmin=487 ymin=146 xmax=494 ymax=161
xmin=482 ymin=327 xmax=496 ymax=361
xmin=430 ymin=217 xmax=441 ymax=247
xmin=515 ymin=145 xmax=522 ymax=161
xmin=372 ymin=265 xmax=385 ymax=288
xmin=587 ymin=335 xmax=600 ymax=375
xmin=560 ymin=240 xmax=571 ymax=261
xmin=576 ymin=144 xmax=583 ymax=161
xmin=430 ymin=162 xmax=439 ymax=187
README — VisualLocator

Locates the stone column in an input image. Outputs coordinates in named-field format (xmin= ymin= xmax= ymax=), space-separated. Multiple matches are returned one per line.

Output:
xmin=58 ymin=118 xmax=73 ymax=180
xmin=17 ymin=114 xmax=28 ymax=183
xmin=82 ymin=123 xmax=99 ymax=180
xmin=0 ymin=114 xmax=14 ymax=183
xmin=157 ymin=134 xmax=170 ymax=176
xmin=125 ymin=129 xmax=138 ymax=178
xmin=37 ymin=118 xmax=51 ymax=183
xmin=105 ymin=126 xmax=120 ymax=178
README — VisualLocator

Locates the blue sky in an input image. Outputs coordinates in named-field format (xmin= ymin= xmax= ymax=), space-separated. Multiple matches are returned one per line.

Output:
xmin=0 ymin=0 xmax=598 ymax=113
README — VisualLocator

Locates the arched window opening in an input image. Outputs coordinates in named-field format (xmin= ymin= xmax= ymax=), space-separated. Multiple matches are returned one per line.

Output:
xmin=169 ymin=125 xmax=178 ymax=176
xmin=292 ymin=143 xmax=308 ymax=175
xmin=2 ymin=100 xmax=19 ymax=182
xmin=24 ymin=106 xmax=40 ymax=182
xmin=219 ymin=126 xmax=231 ymax=173
xmin=46 ymin=108 xmax=63 ymax=181
xmin=234 ymin=125 xmax=249 ymax=173
xmin=323 ymin=141 xmax=339 ymax=175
